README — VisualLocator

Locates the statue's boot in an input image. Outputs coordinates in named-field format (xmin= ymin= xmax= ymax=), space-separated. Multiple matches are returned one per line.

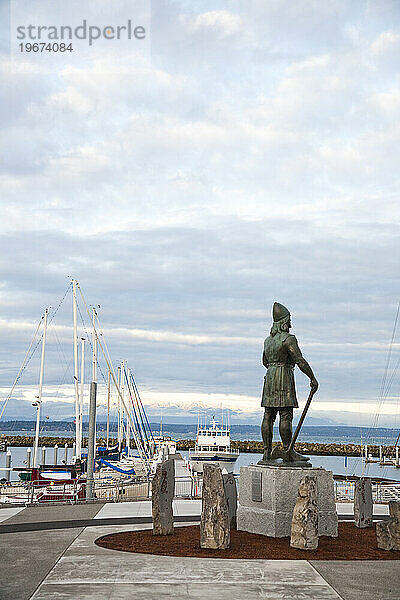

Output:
xmin=257 ymin=451 xmax=279 ymax=466
xmin=286 ymin=448 xmax=309 ymax=462
xmin=257 ymin=451 xmax=270 ymax=465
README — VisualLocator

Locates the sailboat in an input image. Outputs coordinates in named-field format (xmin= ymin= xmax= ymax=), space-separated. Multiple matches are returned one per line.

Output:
xmin=0 ymin=280 xmax=156 ymax=501
xmin=95 ymin=362 xmax=158 ymax=481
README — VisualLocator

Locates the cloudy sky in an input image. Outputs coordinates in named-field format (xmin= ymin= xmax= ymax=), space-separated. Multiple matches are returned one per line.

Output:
xmin=0 ymin=0 xmax=399 ymax=428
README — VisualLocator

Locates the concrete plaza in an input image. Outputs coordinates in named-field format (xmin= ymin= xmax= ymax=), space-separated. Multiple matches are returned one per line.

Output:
xmin=0 ymin=501 xmax=399 ymax=600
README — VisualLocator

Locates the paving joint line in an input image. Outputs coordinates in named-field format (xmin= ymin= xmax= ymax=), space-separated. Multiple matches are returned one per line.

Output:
xmin=307 ymin=559 xmax=345 ymax=599
xmin=0 ymin=514 xmax=201 ymax=534
xmin=27 ymin=526 xmax=87 ymax=600
xmin=0 ymin=513 xmax=389 ymax=535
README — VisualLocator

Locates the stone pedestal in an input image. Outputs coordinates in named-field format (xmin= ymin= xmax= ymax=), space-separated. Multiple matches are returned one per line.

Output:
xmin=237 ymin=464 xmax=338 ymax=538
xmin=152 ymin=458 xmax=175 ymax=535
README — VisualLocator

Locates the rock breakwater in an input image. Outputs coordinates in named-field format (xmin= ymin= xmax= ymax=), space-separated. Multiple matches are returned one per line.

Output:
xmin=2 ymin=436 xmax=396 ymax=458
xmin=176 ymin=439 xmax=394 ymax=458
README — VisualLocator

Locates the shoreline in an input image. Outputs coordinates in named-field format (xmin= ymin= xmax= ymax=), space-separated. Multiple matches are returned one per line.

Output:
xmin=1 ymin=435 xmax=396 ymax=458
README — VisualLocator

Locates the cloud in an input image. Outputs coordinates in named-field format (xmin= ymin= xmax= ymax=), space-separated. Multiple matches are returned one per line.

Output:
xmin=370 ymin=30 xmax=400 ymax=57
xmin=187 ymin=11 xmax=242 ymax=38
xmin=0 ymin=1 xmax=399 ymax=427
xmin=2 ymin=385 xmax=399 ymax=428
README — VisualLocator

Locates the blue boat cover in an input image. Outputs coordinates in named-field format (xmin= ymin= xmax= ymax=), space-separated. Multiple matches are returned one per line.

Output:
xmin=97 ymin=458 xmax=136 ymax=474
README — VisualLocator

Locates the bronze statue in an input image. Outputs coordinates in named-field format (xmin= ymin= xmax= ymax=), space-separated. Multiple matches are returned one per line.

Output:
xmin=258 ymin=302 xmax=318 ymax=466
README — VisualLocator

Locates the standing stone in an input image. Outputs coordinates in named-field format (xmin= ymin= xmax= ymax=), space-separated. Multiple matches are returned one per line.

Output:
xmin=222 ymin=471 xmax=237 ymax=529
xmin=152 ymin=458 xmax=175 ymax=535
xmin=376 ymin=501 xmax=400 ymax=550
xmin=200 ymin=464 xmax=230 ymax=549
xmin=290 ymin=475 xmax=319 ymax=550
xmin=354 ymin=477 xmax=373 ymax=528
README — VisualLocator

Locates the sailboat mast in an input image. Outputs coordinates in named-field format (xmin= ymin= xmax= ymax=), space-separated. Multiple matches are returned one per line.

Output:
xmin=126 ymin=367 xmax=131 ymax=456
xmin=119 ymin=360 xmax=125 ymax=451
xmin=106 ymin=368 xmax=111 ymax=449
xmin=117 ymin=366 xmax=121 ymax=451
xmin=92 ymin=308 xmax=97 ymax=382
xmin=72 ymin=279 xmax=80 ymax=457
xmin=79 ymin=337 xmax=85 ymax=457
xmin=92 ymin=307 xmax=97 ymax=445
xmin=86 ymin=311 xmax=97 ymax=500
xmin=33 ymin=308 xmax=48 ymax=468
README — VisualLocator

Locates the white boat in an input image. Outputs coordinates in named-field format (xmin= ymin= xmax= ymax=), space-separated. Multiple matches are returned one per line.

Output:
xmin=188 ymin=416 xmax=239 ymax=473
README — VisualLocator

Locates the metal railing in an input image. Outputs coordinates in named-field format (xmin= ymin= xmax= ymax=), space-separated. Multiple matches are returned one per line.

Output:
xmin=334 ymin=480 xmax=400 ymax=503
xmin=0 ymin=475 xmax=212 ymax=506
xmin=1 ymin=475 xmax=399 ymax=507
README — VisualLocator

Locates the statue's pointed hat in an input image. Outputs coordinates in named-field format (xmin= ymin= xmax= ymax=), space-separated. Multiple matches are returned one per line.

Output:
xmin=273 ymin=302 xmax=290 ymax=322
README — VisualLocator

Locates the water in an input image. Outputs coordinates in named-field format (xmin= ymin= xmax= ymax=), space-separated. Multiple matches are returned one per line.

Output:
xmin=180 ymin=451 xmax=400 ymax=482
xmin=0 ymin=446 xmax=75 ymax=482
xmin=0 ymin=429 xmax=106 ymax=439
xmin=173 ymin=424 xmax=399 ymax=445
xmin=1 ymin=445 xmax=399 ymax=483
xmin=2 ymin=424 xmax=399 ymax=446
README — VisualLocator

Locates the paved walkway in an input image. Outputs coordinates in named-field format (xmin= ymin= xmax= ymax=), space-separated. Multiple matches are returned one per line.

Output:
xmin=30 ymin=523 xmax=342 ymax=600
xmin=0 ymin=502 xmax=399 ymax=600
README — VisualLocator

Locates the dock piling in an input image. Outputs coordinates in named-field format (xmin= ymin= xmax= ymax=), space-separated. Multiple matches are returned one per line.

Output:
xmin=5 ymin=450 xmax=11 ymax=482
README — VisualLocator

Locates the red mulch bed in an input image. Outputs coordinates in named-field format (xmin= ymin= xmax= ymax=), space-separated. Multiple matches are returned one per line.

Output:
xmin=95 ymin=523 xmax=400 ymax=560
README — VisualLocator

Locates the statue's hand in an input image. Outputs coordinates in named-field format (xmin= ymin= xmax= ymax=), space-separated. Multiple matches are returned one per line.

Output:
xmin=310 ymin=378 xmax=319 ymax=393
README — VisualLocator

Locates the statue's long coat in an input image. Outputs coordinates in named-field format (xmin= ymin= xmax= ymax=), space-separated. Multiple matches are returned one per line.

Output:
xmin=261 ymin=332 xmax=299 ymax=408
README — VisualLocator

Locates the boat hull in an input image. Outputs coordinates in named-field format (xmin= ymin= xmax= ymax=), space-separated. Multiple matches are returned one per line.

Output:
xmin=188 ymin=451 xmax=238 ymax=473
